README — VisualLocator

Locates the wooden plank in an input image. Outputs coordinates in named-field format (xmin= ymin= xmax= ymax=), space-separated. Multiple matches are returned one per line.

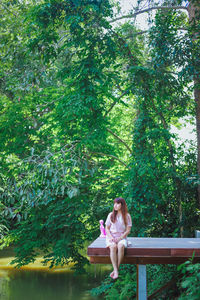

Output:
xmin=128 ymin=237 xmax=200 ymax=248
xmin=171 ymin=249 xmax=200 ymax=256
xmin=87 ymin=237 xmax=200 ymax=265
xmin=88 ymin=247 xmax=199 ymax=257
xmin=126 ymin=248 xmax=171 ymax=256
xmin=88 ymin=237 xmax=200 ymax=249
xmin=87 ymin=237 xmax=200 ymax=255
xmin=89 ymin=256 xmax=200 ymax=265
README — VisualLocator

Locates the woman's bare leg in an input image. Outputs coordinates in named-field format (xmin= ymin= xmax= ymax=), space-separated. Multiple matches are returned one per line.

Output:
xmin=109 ymin=243 xmax=118 ymax=278
xmin=117 ymin=241 xmax=125 ymax=269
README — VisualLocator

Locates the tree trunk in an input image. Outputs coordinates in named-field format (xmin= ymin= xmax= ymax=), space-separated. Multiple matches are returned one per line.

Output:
xmin=195 ymin=84 xmax=200 ymax=208
xmin=188 ymin=1 xmax=200 ymax=208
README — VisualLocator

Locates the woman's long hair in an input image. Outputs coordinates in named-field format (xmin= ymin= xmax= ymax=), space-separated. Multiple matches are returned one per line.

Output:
xmin=111 ymin=197 xmax=128 ymax=226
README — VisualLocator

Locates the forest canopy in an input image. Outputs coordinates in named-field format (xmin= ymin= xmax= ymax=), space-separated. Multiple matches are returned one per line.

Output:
xmin=0 ymin=0 xmax=200 ymax=281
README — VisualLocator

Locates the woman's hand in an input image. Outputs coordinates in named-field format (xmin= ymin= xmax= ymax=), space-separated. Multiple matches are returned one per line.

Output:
xmin=111 ymin=237 xmax=122 ymax=243
xmin=108 ymin=236 xmax=122 ymax=243
xmin=109 ymin=237 xmax=116 ymax=243
xmin=114 ymin=237 xmax=122 ymax=243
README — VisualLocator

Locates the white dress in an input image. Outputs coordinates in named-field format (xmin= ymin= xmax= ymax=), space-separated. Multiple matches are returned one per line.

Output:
xmin=105 ymin=213 xmax=132 ymax=247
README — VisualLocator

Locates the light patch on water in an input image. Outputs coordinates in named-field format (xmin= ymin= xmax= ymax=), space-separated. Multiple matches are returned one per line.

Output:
xmin=0 ymin=257 xmax=75 ymax=273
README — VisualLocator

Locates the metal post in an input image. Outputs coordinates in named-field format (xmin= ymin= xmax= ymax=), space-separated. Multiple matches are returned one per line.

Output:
xmin=137 ymin=264 xmax=147 ymax=300
xmin=195 ymin=230 xmax=200 ymax=238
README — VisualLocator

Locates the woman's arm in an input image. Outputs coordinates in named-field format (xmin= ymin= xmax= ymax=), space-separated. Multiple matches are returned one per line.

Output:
xmin=106 ymin=225 xmax=115 ymax=241
xmin=119 ymin=226 xmax=131 ymax=241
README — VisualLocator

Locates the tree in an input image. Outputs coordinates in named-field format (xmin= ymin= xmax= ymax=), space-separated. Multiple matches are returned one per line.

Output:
xmin=0 ymin=0 xmax=135 ymax=269
xmin=187 ymin=1 xmax=200 ymax=206
xmin=110 ymin=0 xmax=200 ymax=206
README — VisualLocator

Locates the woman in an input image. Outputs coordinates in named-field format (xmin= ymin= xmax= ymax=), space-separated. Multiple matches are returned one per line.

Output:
xmin=105 ymin=197 xmax=132 ymax=279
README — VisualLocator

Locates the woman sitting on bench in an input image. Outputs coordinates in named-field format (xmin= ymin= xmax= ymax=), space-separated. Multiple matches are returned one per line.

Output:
xmin=105 ymin=197 xmax=132 ymax=279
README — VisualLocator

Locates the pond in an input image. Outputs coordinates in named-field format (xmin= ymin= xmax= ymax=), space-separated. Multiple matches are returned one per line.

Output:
xmin=0 ymin=246 xmax=111 ymax=300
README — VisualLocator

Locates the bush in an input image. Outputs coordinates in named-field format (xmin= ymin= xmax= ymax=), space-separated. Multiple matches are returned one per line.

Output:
xmin=178 ymin=259 xmax=200 ymax=300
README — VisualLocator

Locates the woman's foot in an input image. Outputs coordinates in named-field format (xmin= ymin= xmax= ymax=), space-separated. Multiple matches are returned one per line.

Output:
xmin=110 ymin=271 xmax=114 ymax=278
xmin=112 ymin=271 xmax=118 ymax=280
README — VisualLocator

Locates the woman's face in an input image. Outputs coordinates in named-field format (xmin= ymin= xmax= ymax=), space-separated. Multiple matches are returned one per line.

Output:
xmin=114 ymin=202 xmax=122 ymax=211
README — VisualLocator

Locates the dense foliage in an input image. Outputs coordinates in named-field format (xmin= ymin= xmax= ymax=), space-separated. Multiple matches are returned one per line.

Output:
xmin=178 ymin=259 xmax=200 ymax=300
xmin=0 ymin=0 xmax=200 ymax=297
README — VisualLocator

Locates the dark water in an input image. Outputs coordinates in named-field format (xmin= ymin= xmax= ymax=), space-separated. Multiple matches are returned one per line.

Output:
xmin=0 ymin=247 xmax=111 ymax=300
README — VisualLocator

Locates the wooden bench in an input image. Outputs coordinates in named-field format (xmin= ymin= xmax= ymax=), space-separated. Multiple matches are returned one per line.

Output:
xmin=87 ymin=237 xmax=200 ymax=300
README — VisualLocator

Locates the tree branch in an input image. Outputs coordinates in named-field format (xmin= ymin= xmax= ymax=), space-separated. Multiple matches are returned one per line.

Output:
xmin=91 ymin=152 xmax=130 ymax=168
xmin=106 ymin=128 xmax=132 ymax=154
xmin=125 ymin=27 xmax=188 ymax=38
xmin=110 ymin=6 xmax=188 ymax=23
xmin=104 ymin=89 xmax=129 ymax=116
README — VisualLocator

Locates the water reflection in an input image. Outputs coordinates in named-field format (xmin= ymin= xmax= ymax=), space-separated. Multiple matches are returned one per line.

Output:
xmin=1 ymin=269 xmax=103 ymax=300
xmin=0 ymin=248 xmax=111 ymax=300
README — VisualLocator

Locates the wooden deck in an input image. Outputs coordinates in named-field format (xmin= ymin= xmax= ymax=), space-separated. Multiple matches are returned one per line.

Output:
xmin=87 ymin=237 xmax=200 ymax=264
